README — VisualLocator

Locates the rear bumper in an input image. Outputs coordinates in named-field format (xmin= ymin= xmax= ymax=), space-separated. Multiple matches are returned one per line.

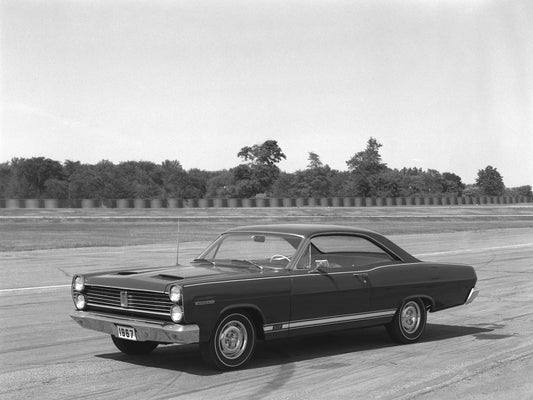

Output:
xmin=70 ymin=310 xmax=200 ymax=344
xmin=465 ymin=287 xmax=479 ymax=305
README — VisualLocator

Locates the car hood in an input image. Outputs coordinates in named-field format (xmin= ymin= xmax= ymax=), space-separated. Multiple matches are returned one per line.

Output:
xmin=84 ymin=263 xmax=275 ymax=292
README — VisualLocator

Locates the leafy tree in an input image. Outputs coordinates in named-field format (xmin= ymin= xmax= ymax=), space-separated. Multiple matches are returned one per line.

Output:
xmin=441 ymin=172 xmax=465 ymax=195
xmin=346 ymin=137 xmax=387 ymax=175
xmin=462 ymin=184 xmax=481 ymax=197
xmin=504 ymin=185 xmax=532 ymax=197
xmin=63 ymin=160 xmax=82 ymax=182
xmin=233 ymin=164 xmax=253 ymax=181
xmin=116 ymin=161 xmax=162 ymax=198
xmin=66 ymin=164 xmax=102 ymax=199
xmin=91 ymin=160 xmax=124 ymax=199
xmin=235 ymin=140 xmax=286 ymax=196
xmin=272 ymin=168 xmax=347 ymax=198
xmin=0 ymin=162 xmax=14 ymax=198
xmin=476 ymin=166 xmax=505 ymax=196
xmin=299 ymin=159 xmax=334 ymax=197
xmin=329 ymin=170 xmax=351 ymax=197
xmin=159 ymin=160 xmax=187 ymax=198
xmin=306 ymin=170 xmax=331 ymax=197
xmin=398 ymin=169 xmax=425 ymax=196
xmin=10 ymin=157 xmax=64 ymax=197
xmin=344 ymin=138 xmax=389 ymax=197
xmin=44 ymin=179 xmax=69 ymax=199
xmin=371 ymin=170 xmax=403 ymax=197
xmin=229 ymin=164 xmax=258 ymax=197
xmin=234 ymin=179 xmax=260 ymax=198
xmin=4 ymin=146 xmax=522 ymax=202
xmin=237 ymin=140 xmax=286 ymax=166
xmin=307 ymin=152 xmax=323 ymax=169
xmin=206 ymin=170 xmax=235 ymax=198
xmin=422 ymin=169 xmax=444 ymax=195
xmin=183 ymin=168 xmax=211 ymax=198
xmin=342 ymin=174 xmax=370 ymax=197
xmin=270 ymin=172 xmax=296 ymax=197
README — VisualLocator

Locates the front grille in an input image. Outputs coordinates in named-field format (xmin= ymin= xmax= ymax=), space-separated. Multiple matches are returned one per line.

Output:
xmin=85 ymin=285 xmax=172 ymax=320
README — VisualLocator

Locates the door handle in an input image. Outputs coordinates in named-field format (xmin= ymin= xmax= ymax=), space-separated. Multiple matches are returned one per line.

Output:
xmin=353 ymin=272 xmax=368 ymax=284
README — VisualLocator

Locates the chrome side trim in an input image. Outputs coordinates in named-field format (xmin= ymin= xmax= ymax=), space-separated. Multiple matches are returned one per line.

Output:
xmin=184 ymin=263 xmax=418 ymax=288
xmin=263 ymin=309 xmax=396 ymax=333
xmin=290 ymin=310 xmax=396 ymax=329
xmin=465 ymin=287 xmax=479 ymax=305
xmin=70 ymin=310 xmax=199 ymax=344
xmin=185 ymin=275 xmax=290 ymax=288
xmin=263 ymin=323 xmax=289 ymax=332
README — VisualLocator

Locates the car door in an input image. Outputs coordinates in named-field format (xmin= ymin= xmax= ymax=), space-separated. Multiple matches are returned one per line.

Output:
xmin=288 ymin=234 xmax=372 ymax=335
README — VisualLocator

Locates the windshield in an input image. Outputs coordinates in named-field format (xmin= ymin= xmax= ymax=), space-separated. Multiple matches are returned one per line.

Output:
xmin=195 ymin=232 xmax=303 ymax=269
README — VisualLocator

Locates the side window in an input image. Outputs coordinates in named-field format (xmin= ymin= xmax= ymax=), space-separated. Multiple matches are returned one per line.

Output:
xmin=307 ymin=235 xmax=395 ymax=270
xmin=295 ymin=242 xmax=357 ymax=271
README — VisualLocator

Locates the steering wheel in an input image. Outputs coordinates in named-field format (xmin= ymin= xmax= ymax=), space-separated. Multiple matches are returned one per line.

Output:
xmin=269 ymin=254 xmax=291 ymax=263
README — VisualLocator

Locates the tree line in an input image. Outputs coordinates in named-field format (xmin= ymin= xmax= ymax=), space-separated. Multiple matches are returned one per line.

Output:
xmin=0 ymin=138 xmax=530 ymax=200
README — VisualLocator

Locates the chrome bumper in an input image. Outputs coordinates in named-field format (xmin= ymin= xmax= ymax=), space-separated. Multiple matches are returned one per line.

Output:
xmin=465 ymin=287 xmax=479 ymax=305
xmin=70 ymin=310 xmax=200 ymax=344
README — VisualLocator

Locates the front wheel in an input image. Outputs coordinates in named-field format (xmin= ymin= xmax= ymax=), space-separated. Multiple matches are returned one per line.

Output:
xmin=111 ymin=335 xmax=158 ymax=355
xmin=200 ymin=312 xmax=256 ymax=370
xmin=386 ymin=299 xmax=427 ymax=344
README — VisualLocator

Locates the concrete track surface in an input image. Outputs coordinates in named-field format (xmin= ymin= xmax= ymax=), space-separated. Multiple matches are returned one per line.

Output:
xmin=1 ymin=229 xmax=532 ymax=399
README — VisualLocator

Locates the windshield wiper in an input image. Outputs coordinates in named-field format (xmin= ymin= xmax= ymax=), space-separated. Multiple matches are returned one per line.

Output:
xmin=192 ymin=258 xmax=216 ymax=266
xmin=230 ymin=259 xmax=264 ymax=271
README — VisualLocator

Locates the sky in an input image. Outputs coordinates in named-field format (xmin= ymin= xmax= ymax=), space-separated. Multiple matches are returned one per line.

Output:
xmin=1 ymin=0 xmax=532 ymax=187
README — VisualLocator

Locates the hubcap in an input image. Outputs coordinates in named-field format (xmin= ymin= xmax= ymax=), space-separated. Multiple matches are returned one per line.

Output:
xmin=401 ymin=301 xmax=421 ymax=334
xmin=218 ymin=320 xmax=248 ymax=360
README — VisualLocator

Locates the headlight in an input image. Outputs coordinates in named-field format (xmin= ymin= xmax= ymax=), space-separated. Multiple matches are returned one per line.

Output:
xmin=170 ymin=305 xmax=183 ymax=323
xmin=73 ymin=275 xmax=85 ymax=292
xmin=169 ymin=285 xmax=182 ymax=303
xmin=74 ymin=293 xmax=87 ymax=310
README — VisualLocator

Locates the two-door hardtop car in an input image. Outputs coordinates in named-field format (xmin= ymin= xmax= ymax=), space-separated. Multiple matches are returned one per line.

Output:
xmin=71 ymin=224 xmax=478 ymax=370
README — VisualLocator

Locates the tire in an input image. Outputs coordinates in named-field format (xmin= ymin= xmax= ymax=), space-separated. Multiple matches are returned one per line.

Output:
xmin=386 ymin=299 xmax=427 ymax=344
xmin=200 ymin=312 xmax=256 ymax=370
xmin=111 ymin=335 xmax=158 ymax=355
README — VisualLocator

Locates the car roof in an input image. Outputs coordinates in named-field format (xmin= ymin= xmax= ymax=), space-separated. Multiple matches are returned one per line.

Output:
xmin=224 ymin=224 xmax=419 ymax=263
xmin=225 ymin=224 xmax=379 ymax=238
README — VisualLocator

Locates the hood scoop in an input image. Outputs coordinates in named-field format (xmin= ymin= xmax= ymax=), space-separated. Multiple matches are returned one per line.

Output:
xmin=156 ymin=274 xmax=184 ymax=280
xmin=114 ymin=271 xmax=139 ymax=276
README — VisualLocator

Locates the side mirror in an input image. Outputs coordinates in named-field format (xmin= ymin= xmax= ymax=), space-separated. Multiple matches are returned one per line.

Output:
xmin=309 ymin=259 xmax=329 ymax=273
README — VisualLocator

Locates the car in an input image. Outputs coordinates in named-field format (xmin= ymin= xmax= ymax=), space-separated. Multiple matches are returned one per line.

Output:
xmin=70 ymin=224 xmax=479 ymax=370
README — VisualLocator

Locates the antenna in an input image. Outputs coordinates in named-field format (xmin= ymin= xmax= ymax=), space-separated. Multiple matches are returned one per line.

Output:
xmin=176 ymin=217 xmax=180 ymax=266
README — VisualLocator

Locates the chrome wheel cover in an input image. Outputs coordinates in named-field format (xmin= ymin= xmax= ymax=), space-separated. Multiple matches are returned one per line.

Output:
xmin=218 ymin=320 xmax=248 ymax=360
xmin=401 ymin=301 xmax=421 ymax=334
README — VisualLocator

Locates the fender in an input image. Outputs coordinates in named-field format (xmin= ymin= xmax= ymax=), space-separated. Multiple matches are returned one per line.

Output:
xmin=399 ymin=294 xmax=435 ymax=311
xmin=198 ymin=303 xmax=267 ymax=342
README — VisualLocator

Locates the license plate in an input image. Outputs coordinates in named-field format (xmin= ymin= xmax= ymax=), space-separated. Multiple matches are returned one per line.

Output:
xmin=117 ymin=325 xmax=137 ymax=341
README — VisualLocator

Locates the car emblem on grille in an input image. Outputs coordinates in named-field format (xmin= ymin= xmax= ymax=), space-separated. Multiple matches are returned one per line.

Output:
xmin=120 ymin=291 xmax=128 ymax=308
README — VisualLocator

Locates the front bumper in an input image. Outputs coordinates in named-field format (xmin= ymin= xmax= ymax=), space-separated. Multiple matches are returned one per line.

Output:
xmin=70 ymin=310 xmax=200 ymax=344
xmin=465 ymin=287 xmax=479 ymax=305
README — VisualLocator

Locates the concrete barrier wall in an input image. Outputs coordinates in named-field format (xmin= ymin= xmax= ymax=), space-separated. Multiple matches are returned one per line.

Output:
xmin=1 ymin=196 xmax=532 ymax=209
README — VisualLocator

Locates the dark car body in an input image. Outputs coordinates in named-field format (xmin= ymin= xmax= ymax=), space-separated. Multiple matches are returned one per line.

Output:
xmin=71 ymin=224 xmax=478 ymax=369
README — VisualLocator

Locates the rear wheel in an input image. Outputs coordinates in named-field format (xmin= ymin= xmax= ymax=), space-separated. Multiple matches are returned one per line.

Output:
xmin=111 ymin=335 xmax=158 ymax=355
xmin=386 ymin=299 xmax=427 ymax=344
xmin=200 ymin=312 xmax=256 ymax=370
